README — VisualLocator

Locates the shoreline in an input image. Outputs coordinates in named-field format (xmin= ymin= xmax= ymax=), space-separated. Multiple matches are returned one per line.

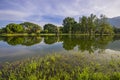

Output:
xmin=0 ymin=33 xmax=116 ymax=36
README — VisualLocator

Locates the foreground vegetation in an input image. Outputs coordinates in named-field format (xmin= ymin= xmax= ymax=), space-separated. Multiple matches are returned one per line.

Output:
xmin=0 ymin=53 xmax=120 ymax=80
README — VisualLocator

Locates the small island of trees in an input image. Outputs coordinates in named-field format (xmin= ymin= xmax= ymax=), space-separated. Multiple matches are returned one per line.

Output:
xmin=0 ymin=14 xmax=119 ymax=36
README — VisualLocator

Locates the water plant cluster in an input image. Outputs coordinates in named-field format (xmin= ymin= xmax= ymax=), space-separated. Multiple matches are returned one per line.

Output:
xmin=0 ymin=53 xmax=120 ymax=80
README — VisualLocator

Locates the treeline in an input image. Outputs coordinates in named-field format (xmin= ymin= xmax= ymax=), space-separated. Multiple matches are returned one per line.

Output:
xmin=0 ymin=22 xmax=42 ymax=34
xmin=0 ymin=14 xmax=119 ymax=35
xmin=62 ymin=14 xmax=114 ymax=35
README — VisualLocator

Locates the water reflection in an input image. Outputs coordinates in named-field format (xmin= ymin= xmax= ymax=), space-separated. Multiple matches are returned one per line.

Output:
xmin=61 ymin=35 xmax=113 ymax=53
xmin=0 ymin=35 xmax=119 ymax=53
xmin=44 ymin=36 xmax=58 ymax=44
xmin=0 ymin=35 xmax=120 ymax=62
xmin=0 ymin=36 xmax=42 ymax=46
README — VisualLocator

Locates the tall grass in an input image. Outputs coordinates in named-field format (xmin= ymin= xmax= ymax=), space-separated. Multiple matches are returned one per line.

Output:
xmin=0 ymin=53 xmax=120 ymax=80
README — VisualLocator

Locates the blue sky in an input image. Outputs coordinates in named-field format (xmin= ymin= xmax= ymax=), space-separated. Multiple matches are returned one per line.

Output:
xmin=0 ymin=0 xmax=120 ymax=27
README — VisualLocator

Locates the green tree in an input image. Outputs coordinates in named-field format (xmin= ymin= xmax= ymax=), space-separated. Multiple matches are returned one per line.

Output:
xmin=94 ymin=18 xmax=100 ymax=34
xmin=72 ymin=23 xmax=81 ymax=34
xmin=81 ymin=16 xmax=88 ymax=34
xmin=63 ymin=17 xmax=76 ymax=34
xmin=6 ymin=23 xmax=24 ymax=33
xmin=0 ymin=28 xmax=6 ymax=33
xmin=43 ymin=24 xmax=57 ymax=33
xmin=58 ymin=26 xmax=63 ymax=34
xmin=87 ymin=14 xmax=96 ymax=34
xmin=99 ymin=15 xmax=114 ymax=35
xmin=0 ymin=14 xmax=114 ymax=35
xmin=20 ymin=22 xmax=42 ymax=33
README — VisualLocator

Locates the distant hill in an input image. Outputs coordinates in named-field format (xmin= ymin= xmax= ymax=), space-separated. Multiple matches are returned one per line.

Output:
xmin=108 ymin=16 xmax=120 ymax=28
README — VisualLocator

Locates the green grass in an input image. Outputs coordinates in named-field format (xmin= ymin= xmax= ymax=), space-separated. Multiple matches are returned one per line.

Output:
xmin=0 ymin=33 xmax=37 ymax=36
xmin=0 ymin=33 xmax=115 ymax=37
xmin=0 ymin=33 xmax=58 ymax=36
xmin=0 ymin=53 xmax=120 ymax=80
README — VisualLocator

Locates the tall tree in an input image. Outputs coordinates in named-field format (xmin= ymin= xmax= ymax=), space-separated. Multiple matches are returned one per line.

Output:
xmin=20 ymin=22 xmax=42 ymax=33
xmin=63 ymin=17 xmax=76 ymax=34
xmin=99 ymin=15 xmax=114 ymax=35
xmin=6 ymin=23 xmax=24 ymax=33
xmin=87 ymin=14 xmax=96 ymax=34
xmin=81 ymin=16 xmax=88 ymax=34
xmin=58 ymin=26 xmax=63 ymax=34
xmin=43 ymin=24 xmax=57 ymax=33
xmin=72 ymin=23 xmax=81 ymax=34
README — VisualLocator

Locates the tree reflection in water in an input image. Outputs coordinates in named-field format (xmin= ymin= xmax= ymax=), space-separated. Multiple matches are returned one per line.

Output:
xmin=0 ymin=35 xmax=115 ymax=53
xmin=0 ymin=36 xmax=42 ymax=46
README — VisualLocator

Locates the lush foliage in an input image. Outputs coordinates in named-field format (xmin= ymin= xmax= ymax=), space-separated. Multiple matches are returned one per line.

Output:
xmin=63 ymin=17 xmax=76 ymax=34
xmin=62 ymin=14 xmax=114 ymax=35
xmin=0 ymin=53 xmax=120 ymax=80
xmin=20 ymin=22 xmax=42 ymax=33
xmin=0 ymin=14 xmax=117 ymax=35
xmin=43 ymin=24 xmax=58 ymax=33
xmin=6 ymin=23 xmax=24 ymax=33
xmin=0 ymin=22 xmax=42 ymax=34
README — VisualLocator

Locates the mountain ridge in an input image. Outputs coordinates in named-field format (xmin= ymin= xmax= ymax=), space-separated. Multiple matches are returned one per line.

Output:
xmin=108 ymin=16 xmax=120 ymax=28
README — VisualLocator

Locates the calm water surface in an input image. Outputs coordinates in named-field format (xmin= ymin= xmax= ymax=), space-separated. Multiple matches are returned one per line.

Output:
xmin=0 ymin=35 xmax=120 ymax=63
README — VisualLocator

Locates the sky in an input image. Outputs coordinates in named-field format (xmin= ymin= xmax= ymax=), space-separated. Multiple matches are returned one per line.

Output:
xmin=0 ymin=0 xmax=120 ymax=27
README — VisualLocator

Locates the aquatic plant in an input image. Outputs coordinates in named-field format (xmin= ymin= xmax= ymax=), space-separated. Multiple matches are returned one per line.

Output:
xmin=0 ymin=53 xmax=120 ymax=80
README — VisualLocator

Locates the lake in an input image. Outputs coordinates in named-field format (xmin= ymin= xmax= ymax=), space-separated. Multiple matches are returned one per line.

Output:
xmin=0 ymin=35 xmax=120 ymax=63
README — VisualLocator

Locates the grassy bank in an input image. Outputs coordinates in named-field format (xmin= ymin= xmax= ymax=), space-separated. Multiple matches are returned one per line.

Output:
xmin=0 ymin=53 xmax=120 ymax=80
xmin=0 ymin=33 xmax=115 ymax=37
xmin=0 ymin=33 xmax=37 ymax=36
xmin=0 ymin=33 xmax=56 ymax=36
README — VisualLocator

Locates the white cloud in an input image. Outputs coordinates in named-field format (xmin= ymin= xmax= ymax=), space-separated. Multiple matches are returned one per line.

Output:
xmin=0 ymin=0 xmax=120 ymax=27
xmin=0 ymin=10 xmax=28 ymax=21
xmin=89 ymin=0 xmax=120 ymax=18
